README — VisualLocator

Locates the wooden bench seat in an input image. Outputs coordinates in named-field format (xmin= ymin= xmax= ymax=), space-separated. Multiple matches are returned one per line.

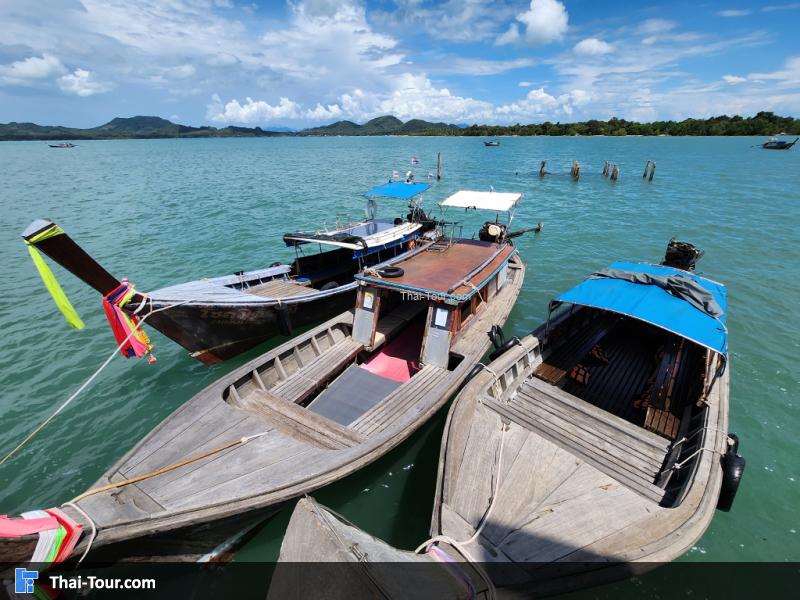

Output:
xmin=644 ymin=339 xmax=689 ymax=439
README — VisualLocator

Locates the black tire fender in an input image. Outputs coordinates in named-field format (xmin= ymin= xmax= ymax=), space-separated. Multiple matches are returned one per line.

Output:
xmin=717 ymin=439 xmax=745 ymax=512
xmin=377 ymin=266 xmax=404 ymax=278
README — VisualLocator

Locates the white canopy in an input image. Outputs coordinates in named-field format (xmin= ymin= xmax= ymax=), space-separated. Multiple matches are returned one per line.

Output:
xmin=440 ymin=190 xmax=522 ymax=212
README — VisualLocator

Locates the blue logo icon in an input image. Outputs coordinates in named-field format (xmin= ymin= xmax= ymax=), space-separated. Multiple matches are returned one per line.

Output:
xmin=15 ymin=568 xmax=39 ymax=594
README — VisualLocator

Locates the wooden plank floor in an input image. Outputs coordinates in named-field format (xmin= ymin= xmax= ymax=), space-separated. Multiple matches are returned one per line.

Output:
xmin=559 ymin=323 xmax=662 ymax=426
xmin=440 ymin=412 xmax=658 ymax=566
xmin=246 ymin=279 xmax=314 ymax=299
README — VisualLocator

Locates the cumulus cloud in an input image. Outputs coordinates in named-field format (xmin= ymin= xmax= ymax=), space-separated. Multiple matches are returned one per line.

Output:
xmin=0 ymin=54 xmax=65 ymax=85
xmin=723 ymin=75 xmax=747 ymax=84
xmin=208 ymin=94 xmax=303 ymax=123
xmin=498 ymin=0 xmax=568 ymax=46
xmin=574 ymin=38 xmax=614 ymax=56
xmin=57 ymin=68 xmax=111 ymax=96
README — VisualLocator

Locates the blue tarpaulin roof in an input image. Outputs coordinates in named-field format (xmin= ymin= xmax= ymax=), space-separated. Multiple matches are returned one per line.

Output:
xmin=554 ymin=261 xmax=728 ymax=356
xmin=365 ymin=181 xmax=430 ymax=200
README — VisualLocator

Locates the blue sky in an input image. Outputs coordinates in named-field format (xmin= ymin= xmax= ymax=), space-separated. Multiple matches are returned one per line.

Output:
xmin=1 ymin=0 xmax=798 ymax=127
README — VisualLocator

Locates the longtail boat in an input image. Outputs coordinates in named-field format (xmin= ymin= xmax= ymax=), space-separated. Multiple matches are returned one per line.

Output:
xmin=21 ymin=181 xmax=433 ymax=364
xmin=1 ymin=190 xmax=533 ymax=568
xmin=270 ymin=240 xmax=744 ymax=598
xmin=760 ymin=136 xmax=797 ymax=149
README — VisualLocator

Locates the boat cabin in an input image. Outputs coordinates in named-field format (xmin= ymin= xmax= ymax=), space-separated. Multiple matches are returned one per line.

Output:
xmin=277 ymin=181 xmax=432 ymax=291
xmin=222 ymin=238 xmax=518 ymax=429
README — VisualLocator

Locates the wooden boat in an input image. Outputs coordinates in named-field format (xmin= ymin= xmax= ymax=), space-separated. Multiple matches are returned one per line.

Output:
xmin=761 ymin=137 xmax=797 ymax=149
xmin=1 ymin=191 xmax=530 ymax=568
xmin=271 ymin=240 xmax=744 ymax=598
xmin=483 ymin=141 xmax=500 ymax=147
xmin=48 ymin=142 xmax=76 ymax=148
xmin=21 ymin=181 xmax=433 ymax=364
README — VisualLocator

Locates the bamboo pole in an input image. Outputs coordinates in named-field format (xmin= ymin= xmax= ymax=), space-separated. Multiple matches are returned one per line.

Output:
xmin=603 ymin=160 xmax=610 ymax=177
xmin=649 ymin=161 xmax=656 ymax=181
xmin=437 ymin=152 xmax=442 ymax=180
xmin=539 ymin=160 xmax=547 ymax=177
xmin=610 ymin=163 xmax=619 ymax=181
xmin=643 ymin=160 xmax=651 ymax=178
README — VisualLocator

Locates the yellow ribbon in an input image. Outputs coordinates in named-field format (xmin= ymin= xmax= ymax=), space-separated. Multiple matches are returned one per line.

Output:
xmin=25 ymin=225 xmax=85 ymax=330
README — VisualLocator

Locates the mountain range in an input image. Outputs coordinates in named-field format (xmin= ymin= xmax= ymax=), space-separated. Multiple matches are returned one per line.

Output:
xmin=0 ymin=115 xmax=460 ymax=141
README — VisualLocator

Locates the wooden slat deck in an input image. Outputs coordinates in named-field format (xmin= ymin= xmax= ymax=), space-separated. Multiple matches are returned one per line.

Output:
xmin=246 ymin=279 xmax=314 ymax=299
xmin=489 ymin=378 xmax=669 ymax=503
xmin=271 ymin=339 xmax=363 ymax=404
xmin=439 ymin=409 xmax=660 ymax=565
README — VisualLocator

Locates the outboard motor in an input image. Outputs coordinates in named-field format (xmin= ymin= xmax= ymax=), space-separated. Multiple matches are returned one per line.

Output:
xmin=479 ymin=221 xmax=508 ymax=243
xmin=662 ymin=238 xmax=704 ymax=271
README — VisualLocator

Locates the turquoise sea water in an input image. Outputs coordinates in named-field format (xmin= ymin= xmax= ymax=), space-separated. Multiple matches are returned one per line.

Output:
xmin=0 ymin=136 xmax=798 ymax=592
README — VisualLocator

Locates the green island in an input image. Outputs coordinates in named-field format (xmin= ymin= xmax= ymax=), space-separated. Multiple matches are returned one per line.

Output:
xmin=1 ymin=111 xmax=797 ymax=141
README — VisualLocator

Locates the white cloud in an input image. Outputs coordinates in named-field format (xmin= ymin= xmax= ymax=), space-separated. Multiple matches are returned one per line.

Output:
xmin=574 ymin=38 xmax=614 ymax=56
xmin=0 ymin=53 xmax=65 ymax=85
xmin=57 ymin=68 xmax=111 ymax=96
xmin=498 ymin=0 xmax=568 ymax=46
xmin=723 ymin=75 xmax=747 ymax=84
xmin=519 ymin=81 xmax=533 ymax=87
xmin=208 ymin=94 xmax=303 ymax=123
xmin=717 ymin=9 xmax=751 ymax=17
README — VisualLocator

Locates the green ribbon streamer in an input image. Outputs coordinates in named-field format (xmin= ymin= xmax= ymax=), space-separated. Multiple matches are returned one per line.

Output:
xmin=25 ymin=225 xmax=85 ymax=330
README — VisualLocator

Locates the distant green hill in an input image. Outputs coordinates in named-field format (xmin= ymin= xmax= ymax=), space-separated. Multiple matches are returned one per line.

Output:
xmin=298 ymin=115 xmax=459 ymax=136
xmin=0 ymin=116 xmax=285 ymax=141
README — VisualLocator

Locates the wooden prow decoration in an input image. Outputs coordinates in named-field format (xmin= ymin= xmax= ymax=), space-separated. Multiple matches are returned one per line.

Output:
xmin=21 ymin=219 xmax=122 ymax=296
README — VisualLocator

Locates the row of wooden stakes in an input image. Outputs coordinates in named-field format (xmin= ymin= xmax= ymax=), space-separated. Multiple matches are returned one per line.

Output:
xmin=536 ymin=160 xmax=657 ymax=181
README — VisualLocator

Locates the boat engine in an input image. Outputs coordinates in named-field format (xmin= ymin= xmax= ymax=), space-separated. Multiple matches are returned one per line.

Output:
xmin=662 ymin=238 xmax=704 ymax=271
xmin=479 ymin=221 xmax=508 ymax=243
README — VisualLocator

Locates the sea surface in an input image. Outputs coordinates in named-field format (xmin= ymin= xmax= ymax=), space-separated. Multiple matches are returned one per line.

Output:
xmin=0 ymin=136 xmax=798 ymax=595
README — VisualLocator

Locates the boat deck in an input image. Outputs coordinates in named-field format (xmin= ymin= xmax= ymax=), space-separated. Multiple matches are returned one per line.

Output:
xmin=246 ymin=279 xmax=314 ymax=299
xmin=359 ymin=240 xmax=514 ymax=298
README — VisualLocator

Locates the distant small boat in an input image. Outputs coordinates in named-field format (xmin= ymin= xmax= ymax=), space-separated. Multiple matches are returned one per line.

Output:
xmin=48 ymin=142 xmax=76 ymax=148
xmin=483 ymin=140 xmax=500 ymax=147
xmin=760 ymin=137 xmax=797 ymax=150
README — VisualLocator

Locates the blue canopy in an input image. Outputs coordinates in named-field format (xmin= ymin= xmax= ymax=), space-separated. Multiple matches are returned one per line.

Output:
xmin=365 ymin=181 xmax=430 ymax=200
xmin=554 ymin=261 xmax=728 ymax=356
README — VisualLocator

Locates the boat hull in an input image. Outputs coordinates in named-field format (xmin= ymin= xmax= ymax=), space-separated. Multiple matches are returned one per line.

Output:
xmin=142 ymin=288 xmax=356 ymax=365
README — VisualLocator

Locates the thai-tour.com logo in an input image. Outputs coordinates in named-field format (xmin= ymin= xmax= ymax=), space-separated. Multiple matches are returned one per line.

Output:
xmin=14 ymin=568 xmax=38 ymax=594
xmin=14 ymin=567 xmax=156 ymax=594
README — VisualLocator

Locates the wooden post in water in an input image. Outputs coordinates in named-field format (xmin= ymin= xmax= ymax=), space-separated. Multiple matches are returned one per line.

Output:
xmin=610 ymin=163 xmax=619 ymax=181
xmin=643 ymin=160 xmax=651 ymax=178
xmin=571 ymin=160 xmax=580 ymax=180
xmin=603 ymin=160 xmax=610 ymax=177
xmin=648 ymin=161 xmax=656 ymax=181
xmin=437 ymin=152 xmax=442 ymax=180
xmin=539 ymin=160 xmax=547 ymax=177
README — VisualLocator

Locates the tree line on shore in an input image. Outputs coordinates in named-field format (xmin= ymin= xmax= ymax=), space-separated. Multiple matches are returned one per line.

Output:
xmin=422 ymin=112 xmax=799 ymax=137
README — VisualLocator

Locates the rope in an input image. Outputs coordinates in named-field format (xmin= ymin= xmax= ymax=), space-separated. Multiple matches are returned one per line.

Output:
xmin=0 ymin=297 xmax=193 ymax=467
xmin=69 ymin=430 xmax=269 ymax=503
xmin=413 ymin=421 xmax=508 ymax=599
xmin=62 ymin=501 xmax=96 ymax=565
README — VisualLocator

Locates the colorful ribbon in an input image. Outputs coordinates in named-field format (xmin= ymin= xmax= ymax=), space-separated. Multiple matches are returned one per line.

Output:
xmin=25 ymin=225 xmax=85 ymax=330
